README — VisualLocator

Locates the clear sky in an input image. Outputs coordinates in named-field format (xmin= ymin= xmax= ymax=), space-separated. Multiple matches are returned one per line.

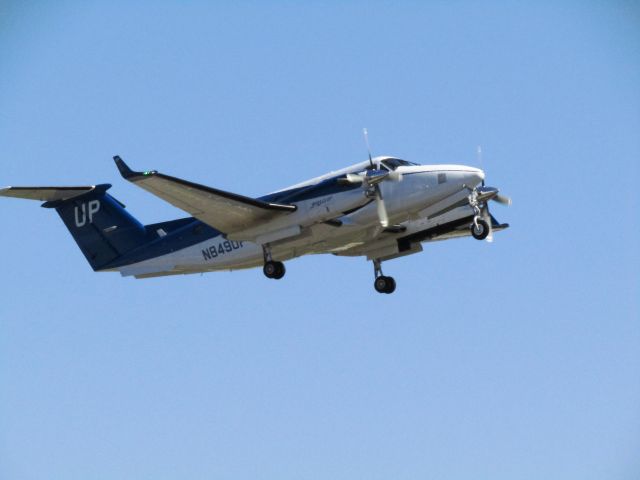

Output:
xmin=1 ymin=2 xmax=639 ymax=479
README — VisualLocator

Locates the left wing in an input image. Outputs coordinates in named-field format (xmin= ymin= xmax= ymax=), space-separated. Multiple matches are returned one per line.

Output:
xmin=113 ymin=156 xmax=296 ymax=235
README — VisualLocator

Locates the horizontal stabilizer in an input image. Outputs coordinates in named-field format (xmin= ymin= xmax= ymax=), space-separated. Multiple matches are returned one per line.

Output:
xmin=0 ymin=186 xmax=96 ymax=202
xmin=1 ymin=182 xmax=148 ymax=271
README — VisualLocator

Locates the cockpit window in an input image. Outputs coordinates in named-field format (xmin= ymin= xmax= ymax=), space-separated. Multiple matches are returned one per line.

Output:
xmin=381 ymin=158 xmax=418 ymax=170
xmin=364 ymin=163 xmax=386 ymax=171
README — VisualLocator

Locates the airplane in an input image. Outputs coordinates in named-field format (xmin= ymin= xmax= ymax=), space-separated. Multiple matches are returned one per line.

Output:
xmin=0 ymin=148 xmax=510 ymax=294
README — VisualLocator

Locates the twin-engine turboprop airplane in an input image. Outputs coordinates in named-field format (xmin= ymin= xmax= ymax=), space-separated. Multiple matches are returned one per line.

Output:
xmin=1 ymin=151 xmax=510 ymax=293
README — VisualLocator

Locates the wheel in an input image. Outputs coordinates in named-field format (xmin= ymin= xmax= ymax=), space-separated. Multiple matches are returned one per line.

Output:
xmin=273 ymin=262 xmax=285 ymax=279
xmin=263 ymin=261 xmax=277 ymax=278
xmin=374 ymin=276 xmax=396 ymax=294
xmin=471 ymin=218 xmax=490 ymax=240
xmin=384 ymin=276 xmax=396 ymax=294
xmin=263 ymin=261 xmax=285 ymax=279
xmin=374 ymin=276 xmax=388 ymax=293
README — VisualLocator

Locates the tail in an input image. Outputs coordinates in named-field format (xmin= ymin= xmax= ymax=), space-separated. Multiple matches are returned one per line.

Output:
xmin=0 ymin=184 xmax=149 ymax=270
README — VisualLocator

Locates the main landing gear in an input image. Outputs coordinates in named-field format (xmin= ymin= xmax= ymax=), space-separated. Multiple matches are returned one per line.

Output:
xmin=262 ymin=244 xmax=286 ymax=280
xmin=263 ymin=260 xmax=285 ymax=279
xmin=373 ymin=259 xmax=396 ymax=294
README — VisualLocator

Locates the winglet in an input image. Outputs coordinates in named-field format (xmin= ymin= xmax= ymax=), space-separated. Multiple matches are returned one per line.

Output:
xmin=113 ymin=155 xmax=157 ymax=180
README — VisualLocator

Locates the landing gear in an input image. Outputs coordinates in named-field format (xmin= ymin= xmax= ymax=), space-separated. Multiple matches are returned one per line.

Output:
xmin=467 ymin=187 xmax=491 ymax=241
xmin=374 ymin=275 xmax=396 ymax=294
xmin=263 ymin=260 xmax=285 ymax=279
xmin=262 ymin=244 xmax=286 ymax=280
xmin=372 ymin=259 xmax=396 ymax=294
xmin=471 ymin=218 xmax=490 ymax=240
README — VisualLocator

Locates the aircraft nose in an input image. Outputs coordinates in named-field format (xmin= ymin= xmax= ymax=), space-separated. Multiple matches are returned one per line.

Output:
xmin=468 ymin=167 xmax=485 ymax=185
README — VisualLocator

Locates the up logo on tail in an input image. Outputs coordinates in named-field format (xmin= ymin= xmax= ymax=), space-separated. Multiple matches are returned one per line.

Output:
xmin=74 ymin=200 xmax=101 ymax=227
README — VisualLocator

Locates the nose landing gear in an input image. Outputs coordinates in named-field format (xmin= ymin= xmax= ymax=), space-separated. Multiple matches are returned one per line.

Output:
xmin=471 ymin=217 xmax=490 ymax=240
xmin=373 ymin=259 xmax=396 ymax=294
xmin=468 ymin=188 xmax=491 ymax=241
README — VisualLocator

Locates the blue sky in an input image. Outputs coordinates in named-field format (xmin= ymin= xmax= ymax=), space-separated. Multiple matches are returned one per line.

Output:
xmin=1 ymin=2 xmax=639 ymax=479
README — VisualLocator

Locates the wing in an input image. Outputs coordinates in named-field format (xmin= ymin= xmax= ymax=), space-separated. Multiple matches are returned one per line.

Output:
xmin=113 ymin=156 xmax=296 ymax=235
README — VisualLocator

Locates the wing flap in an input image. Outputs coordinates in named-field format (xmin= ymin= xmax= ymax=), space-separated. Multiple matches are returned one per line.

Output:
xmin=113 ymin=156 xmax=296 ymax=235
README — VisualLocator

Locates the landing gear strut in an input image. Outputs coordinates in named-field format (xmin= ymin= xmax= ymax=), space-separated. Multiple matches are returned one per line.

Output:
xmin=372 ymin=259 xmax=396 ymax=294
xmin=468 ymin=188 xmax=490 ymax=240
xmin=262 ymin=244 xmax=285 ymax=279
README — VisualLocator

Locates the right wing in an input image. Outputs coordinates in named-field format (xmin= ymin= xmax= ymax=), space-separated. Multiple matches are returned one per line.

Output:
xmin=113 ymin=156 xmax=296 ymax=235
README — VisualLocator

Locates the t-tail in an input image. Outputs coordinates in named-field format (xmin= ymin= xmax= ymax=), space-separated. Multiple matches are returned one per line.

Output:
xmin=0 ymin=184 xmax=149 ymax=270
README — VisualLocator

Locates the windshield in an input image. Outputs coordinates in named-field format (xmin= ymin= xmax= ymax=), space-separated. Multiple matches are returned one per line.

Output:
xmin=381 ymin=158 xmax=419 ymax=170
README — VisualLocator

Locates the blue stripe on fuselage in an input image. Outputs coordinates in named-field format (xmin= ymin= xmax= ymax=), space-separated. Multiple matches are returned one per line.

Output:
xmin=259 ymin=175 xmax=361 ymax=203
xmin=99 ymin=218 xmax=222 ymax=269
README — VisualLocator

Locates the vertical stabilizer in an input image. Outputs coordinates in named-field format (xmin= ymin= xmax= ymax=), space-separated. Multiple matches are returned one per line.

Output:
xmin=39 ymin=185 xmax=149 ymax=270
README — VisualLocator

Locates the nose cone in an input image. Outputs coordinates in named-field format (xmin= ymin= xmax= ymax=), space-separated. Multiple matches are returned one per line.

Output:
xmin=468 ymin=166 xmax=485 ymax=186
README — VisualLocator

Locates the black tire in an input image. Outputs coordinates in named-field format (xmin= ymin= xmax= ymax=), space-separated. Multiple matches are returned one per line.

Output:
xmin=264 ymin=261 xmax=285 ymax=279
xmin=374 ymin=276 xmax=388 ymax=293
xmin=375 ymin=276 xmax=395 ymax=294
xmin=263 ymin=261 xmax=278 ymax=278
xmin=384 ymin=276 xmax=396 ymax=294
xmin=273 ymin=262 xmax=286 ymax=279
xmin=471 ymin=218 xmax=490 ymax=240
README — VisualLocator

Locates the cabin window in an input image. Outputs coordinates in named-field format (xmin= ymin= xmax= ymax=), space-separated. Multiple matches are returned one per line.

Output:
xmin=438 ymin=173 xmax=447 ymax=184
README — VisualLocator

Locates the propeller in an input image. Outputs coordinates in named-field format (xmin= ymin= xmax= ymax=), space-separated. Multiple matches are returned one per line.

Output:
xmin=471 ymin=145 xmax=511 ymax=242
xmin=362 ymin=128 xmax=389 ymax=228
xmin=493 ymin=193 xmax=512 ymax=206
xmin=476 ymin=186 xmax=512 ymax=206
xmin=338 ymin=129 xmax=402 ymax=227
xmin=363 ymin=129 xmax=390 ymax=227
xmin=364 ymin=128 xmax=374 ymax=168
xmin=476 ymin=145 xmax=488 ymax=191
xmin=475 ymin=146 xmax=512 ymax=205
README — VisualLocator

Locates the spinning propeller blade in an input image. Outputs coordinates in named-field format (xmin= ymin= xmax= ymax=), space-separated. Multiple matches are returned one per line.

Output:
xmin=477 ymin=146 xmax=485 ymax=187
xmin=493 ymin=193 xmax=512 ymax=206
xmin=363 ymin=128 xmax=374 ymax=168
xmin=469 ymin=146 xmax=510 ymax=242
xmin=374 ymin=184 xmax=389 ymax=228
xmin=474 ymin=146 xmax=511 ymax=206
xmin=362 ymin=128 xmax=389 ymax=227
